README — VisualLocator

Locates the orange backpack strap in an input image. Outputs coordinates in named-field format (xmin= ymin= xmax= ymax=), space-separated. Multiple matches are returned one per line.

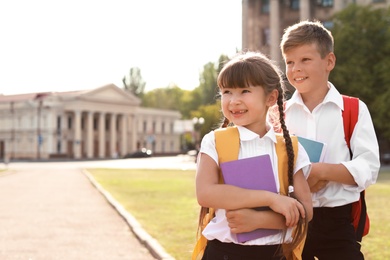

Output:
xmin=276 ymin=134 xmax=298 ymax=196
xmin=192 ymin=127 xmax=240 ymax=260
xmin=215 ymin=127 xmax=240 ymax=164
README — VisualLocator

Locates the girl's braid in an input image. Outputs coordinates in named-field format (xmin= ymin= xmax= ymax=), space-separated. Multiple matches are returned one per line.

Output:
xmin=221 ymin=117 xmax=230 ymax=128
xmin=276 ymin=86 xmax=295 ymax=192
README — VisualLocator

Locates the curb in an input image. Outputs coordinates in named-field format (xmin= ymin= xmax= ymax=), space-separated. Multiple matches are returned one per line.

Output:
xmin=82 ymin=169 xmax=175 ymax=260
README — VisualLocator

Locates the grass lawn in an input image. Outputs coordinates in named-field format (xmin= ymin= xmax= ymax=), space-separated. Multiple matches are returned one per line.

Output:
xmin=88 ymin=168 xmax=390 ymax=260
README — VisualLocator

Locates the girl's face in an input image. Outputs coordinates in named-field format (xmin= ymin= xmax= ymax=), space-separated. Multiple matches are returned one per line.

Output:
xmin=283 ymin=43 xmax=335 ymax=96
xmin=221 ymin=86 xmax=277 ymax=135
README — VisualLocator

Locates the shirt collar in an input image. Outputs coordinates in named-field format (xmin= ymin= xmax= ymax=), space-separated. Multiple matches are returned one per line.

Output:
xmin=285 ymin=82 xmax=343 ymax=111
xmin=236 ymin=125 xmax=277 ymax=143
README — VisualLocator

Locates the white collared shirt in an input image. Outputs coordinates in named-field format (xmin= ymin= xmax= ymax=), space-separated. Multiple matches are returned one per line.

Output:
xmin=285 ymin=82 xmax=380 ymax=207
xmin=199 ymin=125 xmax=311 ymax=245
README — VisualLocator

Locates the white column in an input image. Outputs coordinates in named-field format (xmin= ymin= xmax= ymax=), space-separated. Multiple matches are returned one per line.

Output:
xmin=86 ymin=111 xmax=94 ymax=158
xmin=333 ymin=0 xmax=344 ymax=12
xmin=74 ymin=110 xmax=82 ymax=159
xmin=131 ymin=114 xmax=137 ymax=152
xmin=109 ymin=113 xmax=117 ymax=158
xmin=120 ymin=114 xmax=128 ymax=156
xmin=300 ymin=0 xmax=311 ymax=21
xmin=98 ymin=112 xmax=106 ymax=158
xmin=270 ymin=0 xmax=281 ymax=62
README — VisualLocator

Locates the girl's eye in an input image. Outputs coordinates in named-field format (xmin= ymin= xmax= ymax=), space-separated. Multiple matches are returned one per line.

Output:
xmin=222 ymin=90 xmax=231 ymax=95
xmin=242 ymin=89 xmax=250 ymax=93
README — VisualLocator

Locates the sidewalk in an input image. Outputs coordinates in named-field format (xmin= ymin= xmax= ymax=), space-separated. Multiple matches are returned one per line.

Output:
xmin=0 ymin=167 xmax=172 ymax=260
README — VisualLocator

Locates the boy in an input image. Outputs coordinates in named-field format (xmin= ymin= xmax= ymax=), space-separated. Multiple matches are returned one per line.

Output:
xmin=280 ymin=20 xmax=380 ymax=259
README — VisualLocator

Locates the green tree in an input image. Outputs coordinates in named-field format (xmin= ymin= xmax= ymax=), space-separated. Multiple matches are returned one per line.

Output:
xmin=142 ymin=85 xmax=195 ymax=117
xmin=192 ymin=54 xmax=231 ymax=108
xmin=197 ymin=62 xmax=219 ymax=105
xmin=330 ymin=4 xmax=390 ymax=141
xmin=122 ymin=67 xmax=146 ymax=98
xmin=191 ymin=101 xmax=223 ymax=138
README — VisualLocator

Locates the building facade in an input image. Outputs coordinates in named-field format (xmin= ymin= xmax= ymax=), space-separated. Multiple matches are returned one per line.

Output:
xmin=0 ymin=84 xmax=181 ymax=160
xmin=242 ymin=0 xmax=390 ymax=64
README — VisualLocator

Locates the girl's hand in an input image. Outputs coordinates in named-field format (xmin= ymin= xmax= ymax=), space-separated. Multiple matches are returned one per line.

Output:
xmin=226 ymin=209 xmax=261 ymax=233
xmin=269 ymin=194 xmax=305 ymax=227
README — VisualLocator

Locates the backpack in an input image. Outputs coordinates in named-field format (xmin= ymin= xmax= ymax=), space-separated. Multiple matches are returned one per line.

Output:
xmin=192 ymin=127 xmax=304 ymax=260
xmin=342 ymin=95 xmax=370 ymax=242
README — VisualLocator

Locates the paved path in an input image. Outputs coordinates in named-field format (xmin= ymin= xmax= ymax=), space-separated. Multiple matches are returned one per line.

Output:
xmin=0 ymin=167 xmax=158 ymax=260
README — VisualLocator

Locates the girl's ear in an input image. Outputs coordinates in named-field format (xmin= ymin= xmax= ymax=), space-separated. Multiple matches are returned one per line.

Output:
xmin=266 ymin=89 xmax=279 ymax=107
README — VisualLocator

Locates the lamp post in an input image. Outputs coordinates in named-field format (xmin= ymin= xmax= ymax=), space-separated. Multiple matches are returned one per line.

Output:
xmin=192 ymin=117 xmax=204 ymax=151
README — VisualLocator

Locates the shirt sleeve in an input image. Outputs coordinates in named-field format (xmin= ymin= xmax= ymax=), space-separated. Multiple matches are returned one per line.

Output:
xmin=341 ymin=100 xmax=380 ymax=191
xmin=295 ymin=142 xmax=312 ymax=179
xmin=199 ymin=131 xmax=219 ymax=166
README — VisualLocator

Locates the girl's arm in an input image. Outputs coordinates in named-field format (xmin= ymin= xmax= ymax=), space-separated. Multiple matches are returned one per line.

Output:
xmin=196 ymin=153 xmax=306 ymax=226
xmin=225 ymin=169 xmax=313 ymax=232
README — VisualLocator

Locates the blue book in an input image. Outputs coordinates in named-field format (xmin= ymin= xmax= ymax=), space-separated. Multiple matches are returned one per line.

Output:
xmin=220 ymin=154 xmax=280 ymax=243
xmin=297 ymin=136 xmax=327 ymax=163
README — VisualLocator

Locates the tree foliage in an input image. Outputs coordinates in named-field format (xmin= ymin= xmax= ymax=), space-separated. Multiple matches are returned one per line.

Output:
xmin=142 ymin=85 xmax=188 ymax=111
xmin=122 ymin=67 xmax=146 ymax=98
xmin=191 ymin=102 xmax=223 ymax=138
xmin=330 ymin=4 xmax=390 ymax=141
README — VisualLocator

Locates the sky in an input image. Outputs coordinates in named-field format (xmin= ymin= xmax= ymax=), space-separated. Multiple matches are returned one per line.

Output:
xmin=0 ymin=0 xmax=242 ymax=95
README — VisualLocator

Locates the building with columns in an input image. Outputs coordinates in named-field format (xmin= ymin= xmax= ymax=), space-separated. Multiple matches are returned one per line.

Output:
xmin=242 ymin=0 xmax=389 ymax=64
xmin=0 ymin=84 xmax=181 ymax=160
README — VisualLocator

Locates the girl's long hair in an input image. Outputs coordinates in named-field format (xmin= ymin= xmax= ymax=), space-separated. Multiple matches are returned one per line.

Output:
xmin=196 ymin=51 xmax=307 ymax=259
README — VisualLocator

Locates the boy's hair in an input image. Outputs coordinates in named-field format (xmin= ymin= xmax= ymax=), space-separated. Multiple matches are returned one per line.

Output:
xmin=212 ymin=51 xmax=307 ymax=256
xmin=280 ymin=20 xmax=334 ymax=58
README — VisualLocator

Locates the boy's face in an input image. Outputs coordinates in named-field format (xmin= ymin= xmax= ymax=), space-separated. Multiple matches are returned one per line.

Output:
xmin=283 ymin=43 xmax=335 ymax=95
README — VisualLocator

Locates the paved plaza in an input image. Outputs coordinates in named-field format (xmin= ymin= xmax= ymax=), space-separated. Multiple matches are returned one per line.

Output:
xmin=0 ymin=156 xmax=195 ymax=260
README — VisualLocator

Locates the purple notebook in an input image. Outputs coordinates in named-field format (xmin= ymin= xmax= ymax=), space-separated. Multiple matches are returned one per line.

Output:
xmin=220 ymin=154 xmax=280 ymax=243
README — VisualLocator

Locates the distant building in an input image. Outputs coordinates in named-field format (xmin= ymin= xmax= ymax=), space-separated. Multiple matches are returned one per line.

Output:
xmin=0 ymin=84 xmax=181 ymax=160
xmin=242 ymin=0 xmax=389 ymax=64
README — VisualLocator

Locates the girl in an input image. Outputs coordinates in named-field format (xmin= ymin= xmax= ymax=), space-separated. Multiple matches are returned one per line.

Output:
xmin=195 ymin=52 xmax=313 ymax=260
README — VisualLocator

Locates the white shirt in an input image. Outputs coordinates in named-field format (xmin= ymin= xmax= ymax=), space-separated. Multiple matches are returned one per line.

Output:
xmin=285 ymin=82 xmax=380 ymax=207
xmin=199 ymin=125 xmax=311 ymax=245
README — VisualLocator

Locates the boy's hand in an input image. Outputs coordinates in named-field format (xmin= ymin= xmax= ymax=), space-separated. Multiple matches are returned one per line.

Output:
xmin=307 ymin=163 xmax=329 ymax=192
xmin=309 ymin=180 xmax=329 ymax=192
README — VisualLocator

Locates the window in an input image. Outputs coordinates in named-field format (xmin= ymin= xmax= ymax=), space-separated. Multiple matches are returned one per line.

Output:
xmin=290 ymin=0 xmax=299 ymax=10
xmin=57 ymin=116 xmax=61 ymax=134
xmin=68 ymin=116 xmax=72 ymax=130
xmin=143 ymin=121 xmax=147 ymax=132
xmin=261 ymin=0 xmax=269 ymax=13
xmin=317 ymin=0 xmax=333 ymax=7
xmin=323 ymin=21 xmax=334 ymax=30
xmin=263 ymin=28 xmax=271 ymax=46
xmin=93 ymin=117 xmax=97 ymax=130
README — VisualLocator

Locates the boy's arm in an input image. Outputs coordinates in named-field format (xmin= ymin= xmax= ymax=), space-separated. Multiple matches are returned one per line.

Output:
xmin=308 ymin=101 xmax=380 ymax=192
xmin=308 ymin=163 xmax=355 ymax=192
